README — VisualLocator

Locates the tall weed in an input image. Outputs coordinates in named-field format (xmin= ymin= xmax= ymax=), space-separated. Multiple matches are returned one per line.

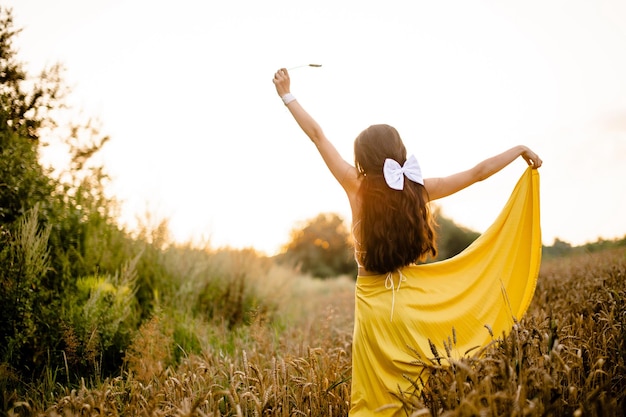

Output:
xmin=60 ymin=255 xmax=140 ymax=379
xmin=0 ymin=207 xmax=52 ymax=373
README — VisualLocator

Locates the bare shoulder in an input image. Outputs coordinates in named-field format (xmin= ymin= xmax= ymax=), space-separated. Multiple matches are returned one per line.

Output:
xmin=341 ymin=167 xmax=361 ymax=198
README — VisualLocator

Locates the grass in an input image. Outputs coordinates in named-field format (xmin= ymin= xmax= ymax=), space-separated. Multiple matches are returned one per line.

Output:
xmin=4 ymin=248 xmax=625 ymax=416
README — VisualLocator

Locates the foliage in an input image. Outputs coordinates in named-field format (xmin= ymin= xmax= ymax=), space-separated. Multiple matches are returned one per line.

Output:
xmin=433 ymin=209 xmax=480 ymax=260
xmin=123 ymin=312 xmax=174 ymax=384
xmin=543 ymin=235 xmax=626 ymax=259
xmin=280 ymin=212 xmax=356 ymax=278
xmin=0 ymin=126 xmax=53 ymax=224
xmin=0 ymin=207 xmax=51 ymax=373
xmin=2 ymin=247 xmax=624 ymax=416
xmin=0 ymin=8 xmax=57 ymax=225
xmin=60 ymin=256 xmax=140 ymax=376
xmin=0 ymin=5 xmax=133 ymax=384
xmin=278 ymin=209 xmax=484 ymax=277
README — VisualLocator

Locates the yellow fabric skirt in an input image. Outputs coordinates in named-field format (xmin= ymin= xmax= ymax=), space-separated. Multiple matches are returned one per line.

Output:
xmin=350 ymin=168 xmax=541 ymax=416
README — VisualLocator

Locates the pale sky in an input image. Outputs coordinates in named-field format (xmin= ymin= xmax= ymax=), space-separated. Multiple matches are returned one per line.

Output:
xmin=5 ymin=0 xmax=626 ymax=254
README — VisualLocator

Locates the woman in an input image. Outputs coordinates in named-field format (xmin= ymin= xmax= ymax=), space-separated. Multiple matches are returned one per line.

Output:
xmin=273 ymin=68 xmax=542 ymax=416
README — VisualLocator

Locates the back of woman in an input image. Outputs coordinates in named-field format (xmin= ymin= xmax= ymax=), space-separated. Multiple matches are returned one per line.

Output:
xmin=272 ymin=67 xmax=542 ymax=416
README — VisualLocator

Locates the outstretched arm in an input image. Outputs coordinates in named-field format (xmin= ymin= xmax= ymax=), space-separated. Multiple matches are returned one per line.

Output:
xmin=424 ymin=145 xmax=542 ymax=201
xmin=273 ymin=68 xmax=358 ymax=193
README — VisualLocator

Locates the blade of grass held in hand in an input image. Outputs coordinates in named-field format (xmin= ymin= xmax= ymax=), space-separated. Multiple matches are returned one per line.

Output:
xmin=287 ymin=64 xmax=322 ymax=70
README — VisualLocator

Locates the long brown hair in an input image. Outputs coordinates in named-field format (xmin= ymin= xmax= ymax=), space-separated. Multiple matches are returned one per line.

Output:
xmin=354 ymin=124 xmax=437 ymax=273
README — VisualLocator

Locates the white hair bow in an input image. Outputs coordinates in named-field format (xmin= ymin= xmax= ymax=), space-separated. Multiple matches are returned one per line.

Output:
xmin=383 ymin=154 xmax=424 ymax=190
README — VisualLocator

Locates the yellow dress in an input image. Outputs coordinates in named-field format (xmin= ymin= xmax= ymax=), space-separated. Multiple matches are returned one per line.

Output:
xmin=350 ymin=168 xmax=541 ymax=416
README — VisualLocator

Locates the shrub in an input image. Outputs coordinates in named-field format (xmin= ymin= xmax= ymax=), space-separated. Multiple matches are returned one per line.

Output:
xmin=0 ymin=207 xmax=52 ymax=375
xmin=60 ymin=256 xmax=140 ymax=378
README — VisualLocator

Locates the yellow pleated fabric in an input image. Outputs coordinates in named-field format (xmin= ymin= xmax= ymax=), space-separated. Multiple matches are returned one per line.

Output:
xmin=350 ymin=168 xmax=541 ymax=416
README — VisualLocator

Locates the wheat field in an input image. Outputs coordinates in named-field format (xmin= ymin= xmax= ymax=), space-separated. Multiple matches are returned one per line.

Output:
xmin=6 ymin=248 xmax=625 ymax=417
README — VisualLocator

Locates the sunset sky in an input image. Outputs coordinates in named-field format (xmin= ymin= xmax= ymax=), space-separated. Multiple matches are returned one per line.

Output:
xmin=5 ymin=0 xmax=626 ymax=254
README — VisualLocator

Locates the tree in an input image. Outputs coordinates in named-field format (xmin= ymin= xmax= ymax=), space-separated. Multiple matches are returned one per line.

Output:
xmin=279 ymin=208 xmax=486 ymax=278
xmin=281 ymin=213 xmax=357 ymax=278
xmin=434 ymin=210 xmax=480 ymax=260
xmin=0 ymin=7 xmax=64 ymax=374
xmin=0 ymin=8 xmax=62 ymax=225
xmin=0 ymin=6 xmax=132 ymax=383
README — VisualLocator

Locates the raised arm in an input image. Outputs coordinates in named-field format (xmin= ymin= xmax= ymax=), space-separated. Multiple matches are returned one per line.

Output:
xmin=424 ymin=145 xmax=542 ymax=201
xmin=273 ymin=68 xmax=359 ymax=194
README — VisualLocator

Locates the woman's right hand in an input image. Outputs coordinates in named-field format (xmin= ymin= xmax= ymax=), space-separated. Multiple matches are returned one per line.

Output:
xmin=521 ymin=147 xmax=542 ymax=168
xmin=272 ymin=68 xmax=291 ymax=97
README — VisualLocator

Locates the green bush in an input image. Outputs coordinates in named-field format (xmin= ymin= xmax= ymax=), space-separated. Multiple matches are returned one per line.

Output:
xmin=0 ymin=207 xmax=52 ymax=373
xmin=0 ymin=6 xmax=137 ymax=385
xmin=60 ymin=257 xmax=139 ymax=378
xmin=280 ymin=212 xmax=356 ymax=278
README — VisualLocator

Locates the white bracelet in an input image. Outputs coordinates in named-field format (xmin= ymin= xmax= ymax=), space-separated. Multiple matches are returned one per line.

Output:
xmin=281 ymin=93 xmax=296 ymax=106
